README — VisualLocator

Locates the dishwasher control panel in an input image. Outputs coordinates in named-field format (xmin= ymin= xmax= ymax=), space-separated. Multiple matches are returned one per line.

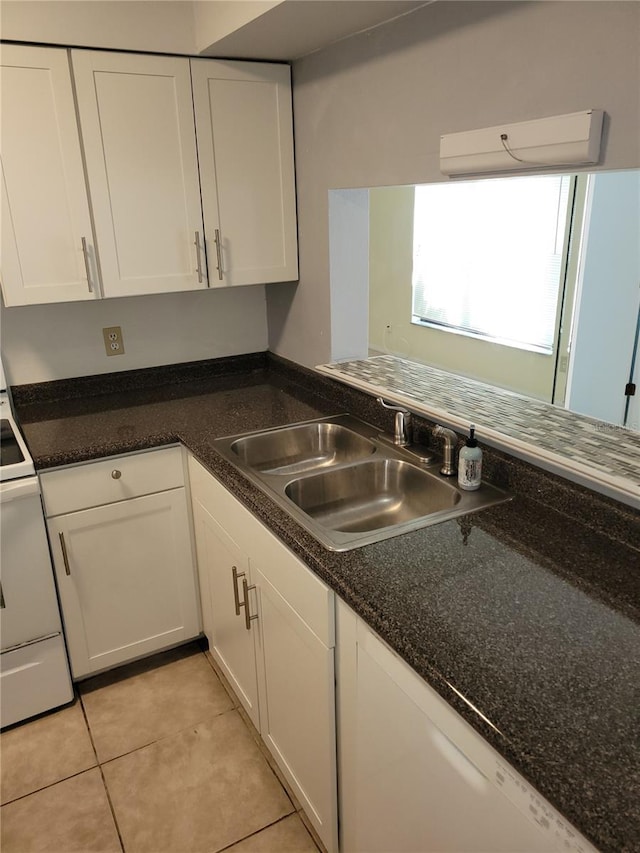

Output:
xmin=494 ymin=759 xmax=597 ymax=852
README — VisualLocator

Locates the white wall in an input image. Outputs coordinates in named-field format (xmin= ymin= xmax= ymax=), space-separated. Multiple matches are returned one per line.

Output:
xmin=567 ymin=171 xmax=640 ymax=425
xmin=329 ymin=190 xmax=369 ymax=362
xmin=1 ymin=287 xmax=268 ymax=386
xmin=270 ymin=1 xmax=640 ymax=368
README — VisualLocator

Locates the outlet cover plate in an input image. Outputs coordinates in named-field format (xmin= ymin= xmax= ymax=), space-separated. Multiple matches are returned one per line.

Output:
xmin=103 ymin=326 xmax=125 ymax=356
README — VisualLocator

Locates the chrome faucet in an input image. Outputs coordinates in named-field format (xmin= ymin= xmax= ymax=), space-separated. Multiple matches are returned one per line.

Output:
xmin=377 ymin=398 xmax=413 ymax=447
xmin=432 ymin=425 xmax=458 ymax=476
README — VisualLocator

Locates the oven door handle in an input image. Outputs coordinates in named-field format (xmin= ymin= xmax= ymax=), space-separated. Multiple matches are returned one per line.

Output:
xmin=0 ymin=477 xmax=41 ymax=503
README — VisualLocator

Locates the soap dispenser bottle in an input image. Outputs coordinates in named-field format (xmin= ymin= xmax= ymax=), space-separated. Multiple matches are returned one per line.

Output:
xmin=458 ymin=424 xmax=482 ymax=491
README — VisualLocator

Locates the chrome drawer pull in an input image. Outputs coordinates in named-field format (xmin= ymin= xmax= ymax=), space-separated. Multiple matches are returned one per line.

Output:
xmin=111 ymin=470 xmax=122 ymax=480
xmin=59 ymin=532 xmax=71 ymax=576
xmin=81 ymin=237 xmax=93 ymax=292
xmin=213 ymin=228 xmax=223 ymax=281
xmin=232 ymin=565 xmax=245 ymax=616
xmin=241 ymin=577 xmax=258 ymax=631
xmin=194 ymin=231 xmax=204 ymax=283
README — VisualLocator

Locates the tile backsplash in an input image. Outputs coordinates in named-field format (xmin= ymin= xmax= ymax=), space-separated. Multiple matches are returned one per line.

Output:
xmin=317 ymin=355 xmax=640 ymax=507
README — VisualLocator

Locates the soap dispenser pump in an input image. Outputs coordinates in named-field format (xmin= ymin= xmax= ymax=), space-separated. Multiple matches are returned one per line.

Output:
xmin=458 ymin=424 xmax=482 ymax=491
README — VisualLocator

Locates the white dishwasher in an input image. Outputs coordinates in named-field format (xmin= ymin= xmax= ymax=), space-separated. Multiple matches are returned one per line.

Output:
xmin=337 ymin=603 xmax=598 ymax=853
xmin=0 ymin=368 xmax=73 ymax=728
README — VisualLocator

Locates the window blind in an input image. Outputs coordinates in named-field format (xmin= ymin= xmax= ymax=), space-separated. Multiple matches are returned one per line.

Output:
xmin=411 ymin=175 xmax=572 ymax=353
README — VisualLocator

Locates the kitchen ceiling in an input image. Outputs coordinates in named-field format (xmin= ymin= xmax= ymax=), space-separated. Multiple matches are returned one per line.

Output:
xmin=196 ymin=1 xmax=432 ymax=60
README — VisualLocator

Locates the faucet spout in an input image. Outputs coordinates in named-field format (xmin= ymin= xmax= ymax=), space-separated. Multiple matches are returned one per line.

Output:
xmin=377 ymin=398 xmax=413 ymax=447
xmin=432 ymin=425 xmax=458 ymax=476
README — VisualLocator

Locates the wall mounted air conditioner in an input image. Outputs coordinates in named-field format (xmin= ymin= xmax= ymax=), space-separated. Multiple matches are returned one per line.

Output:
xmin=440 ymin=110 xmax=604 ymax=176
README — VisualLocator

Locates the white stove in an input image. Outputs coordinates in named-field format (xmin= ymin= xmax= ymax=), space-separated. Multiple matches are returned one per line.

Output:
xmin=1 ymin=397 xmax=35 ymax=481
xmin=0 ymin=364 xmax=73 ymax=728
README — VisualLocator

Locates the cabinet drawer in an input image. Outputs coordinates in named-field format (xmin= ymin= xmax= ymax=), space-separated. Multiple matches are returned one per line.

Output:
xmin=1 ymin=634 xmax=73 ymax=728
xmin=41 ymin=446 xmax=184 ymax=516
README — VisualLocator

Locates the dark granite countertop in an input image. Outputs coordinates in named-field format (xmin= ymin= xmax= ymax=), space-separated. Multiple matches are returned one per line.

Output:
xmin=12 ymin=354 xmax=640 ymax=853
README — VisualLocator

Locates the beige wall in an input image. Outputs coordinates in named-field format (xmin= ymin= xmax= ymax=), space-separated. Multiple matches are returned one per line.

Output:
xmin=368 ymin=186 xmax=415 ymax=359
xmin=0 ymin=2 xmax=196 ymax=54
xmin=1 ymin=288 xmax=268 ymax=386
xmin=2 ymin=2 xmax=638 ymax=383
xmin=271 ymin=0 xmax=640 ymax=368
xmin=368 ymin=186 xmax=557 ymax=400
xmin=0 ymin=2 xmax=273 ymax=385
xmin=192 ymin=1 xmax=281 ymax=55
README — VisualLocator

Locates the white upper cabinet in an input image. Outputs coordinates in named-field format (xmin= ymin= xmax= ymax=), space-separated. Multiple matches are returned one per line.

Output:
xmin=191 ymin=59 xmax=298 ymax=287
xmin=1 ymin=48 xmax=298 ymax=306
xmin=0 ymin=45 xmax=98 ymax=306
xmin=72 ymin=50 xmax=207 ymax=298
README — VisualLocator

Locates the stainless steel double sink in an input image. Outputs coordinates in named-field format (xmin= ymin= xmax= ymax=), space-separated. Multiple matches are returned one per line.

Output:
xmin=214 ymin=414 xmax=512 ymax=551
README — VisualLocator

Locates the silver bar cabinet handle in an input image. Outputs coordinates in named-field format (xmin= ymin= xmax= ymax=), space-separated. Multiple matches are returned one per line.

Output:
xmin=194 ymin=231 xmax=203 ymax=283
xmin=213 ymin=228 xmax=223 ymax=281
xmin=241 ymin=577 xmax=258 ymax=631
xmin=59 ymin=532 xmax=71 ymax=576
xmin=81 ymin=237 xmax=93 ymax=292
xmin=232 ymin=565 xmax=245 ymax=616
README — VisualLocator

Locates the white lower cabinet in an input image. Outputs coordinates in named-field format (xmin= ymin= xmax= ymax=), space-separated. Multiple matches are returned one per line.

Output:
xmin=253 ymin=563 xmax=337 ymax=842
xmin=41 ymin=447 xmax=201 ymax=679
xmin=336 ymin=601 xmax=596 ymax=853
xmin=190 ymin=498 xmax=261 ymax=729
xmin=188 ymin=456 xmax=338 ymax=853
xmin=187 ymin=454 xmax=595 ymax=853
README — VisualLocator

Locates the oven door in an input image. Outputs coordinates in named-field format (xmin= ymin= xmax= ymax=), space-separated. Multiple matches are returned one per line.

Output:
xmin=1 ymin=476 xmax=73 ymax=727
xmin=0 ymin=477 xmax=64 ymax=650
xmin=0 ymin=412 xmax=36 ymax=481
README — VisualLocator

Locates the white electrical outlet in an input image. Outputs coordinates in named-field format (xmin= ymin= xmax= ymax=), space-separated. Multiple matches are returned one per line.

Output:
xmin=102 ymin=326 xmax=125 ymax=356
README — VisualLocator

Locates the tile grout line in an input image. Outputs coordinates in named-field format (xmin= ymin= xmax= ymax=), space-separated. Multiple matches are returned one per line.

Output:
xmin=202 ymin=649 xmax=323 ymax=844
xmin=78 ymin=647 xmax=236 ymax=767
xmin=0 ymin=765 xmax=96 ymax=808
xmin=78 ymin=693 xmax=126 ymax=853
xmin=201 ymin=648 xmax=241 ymax=710
xmin=95 ymin=764 xmax=126 ymax=853
xmin=0 ymin=698 xmax=93 ymax=808
xmin=95 ymin=705 xmax=240 ymax=768
xmin=79 ymin=680 xmax=233 ymax=852
xmin=3 ymin=646 xmax=314 ymax=851
xmin=92 ymin=701 xmax=312 ymax=853
xmin=215 ymin=813 xmax=322 ymax=853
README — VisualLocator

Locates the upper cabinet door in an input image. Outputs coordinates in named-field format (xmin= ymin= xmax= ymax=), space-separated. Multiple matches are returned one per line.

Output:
xmin=72 ymin=51 xmax=207 ymax=298
xmin=191 ymin=59 xmax=298 ymax=287
xmin=0 ymin=46 xmax=98 ymax=306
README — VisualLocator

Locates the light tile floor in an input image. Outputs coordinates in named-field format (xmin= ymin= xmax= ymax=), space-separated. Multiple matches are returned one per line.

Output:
xmin=0 ymin=643 xmax=322 ymax=853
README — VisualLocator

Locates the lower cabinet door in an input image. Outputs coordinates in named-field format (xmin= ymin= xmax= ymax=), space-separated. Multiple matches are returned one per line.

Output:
xmin=191 ymin=498 xmax=260 ymax=729
xmin=254 ymin=564 xmax=338 ymax=853
xmin=188 ymin=456 xmax=338 ymax=850
xmin=49 ymin=488 xmax=200 ymax=678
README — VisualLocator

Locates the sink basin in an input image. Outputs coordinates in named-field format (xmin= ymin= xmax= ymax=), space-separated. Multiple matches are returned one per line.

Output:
xmin=214 ymin=414 xmax=512 ymax=551
xmin=285 ymin=459 xmax=460 ymax=533
xmin=230 ymin=421 xmax=375 ymax=476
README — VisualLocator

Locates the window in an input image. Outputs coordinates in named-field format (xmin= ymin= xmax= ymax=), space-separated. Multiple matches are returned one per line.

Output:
xmin=411 ymin=175 xmax=573 ymax=354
